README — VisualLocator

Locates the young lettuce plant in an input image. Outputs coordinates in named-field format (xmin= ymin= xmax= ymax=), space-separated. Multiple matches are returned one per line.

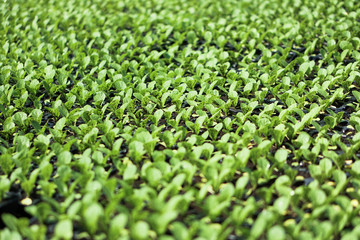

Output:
xmin=185 ymin=115 xmax=208 ymax=135
xmin=161 ymin=130 xmax=182 ymax=148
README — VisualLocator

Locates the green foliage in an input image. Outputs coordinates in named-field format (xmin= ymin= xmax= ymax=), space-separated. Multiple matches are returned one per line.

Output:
xmin=1 ymin=0 xmax=360 ymax=239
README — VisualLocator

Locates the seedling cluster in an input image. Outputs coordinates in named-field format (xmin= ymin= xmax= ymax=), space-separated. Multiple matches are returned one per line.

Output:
xmin=1 ymin=0 xmax=360 ymax=239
